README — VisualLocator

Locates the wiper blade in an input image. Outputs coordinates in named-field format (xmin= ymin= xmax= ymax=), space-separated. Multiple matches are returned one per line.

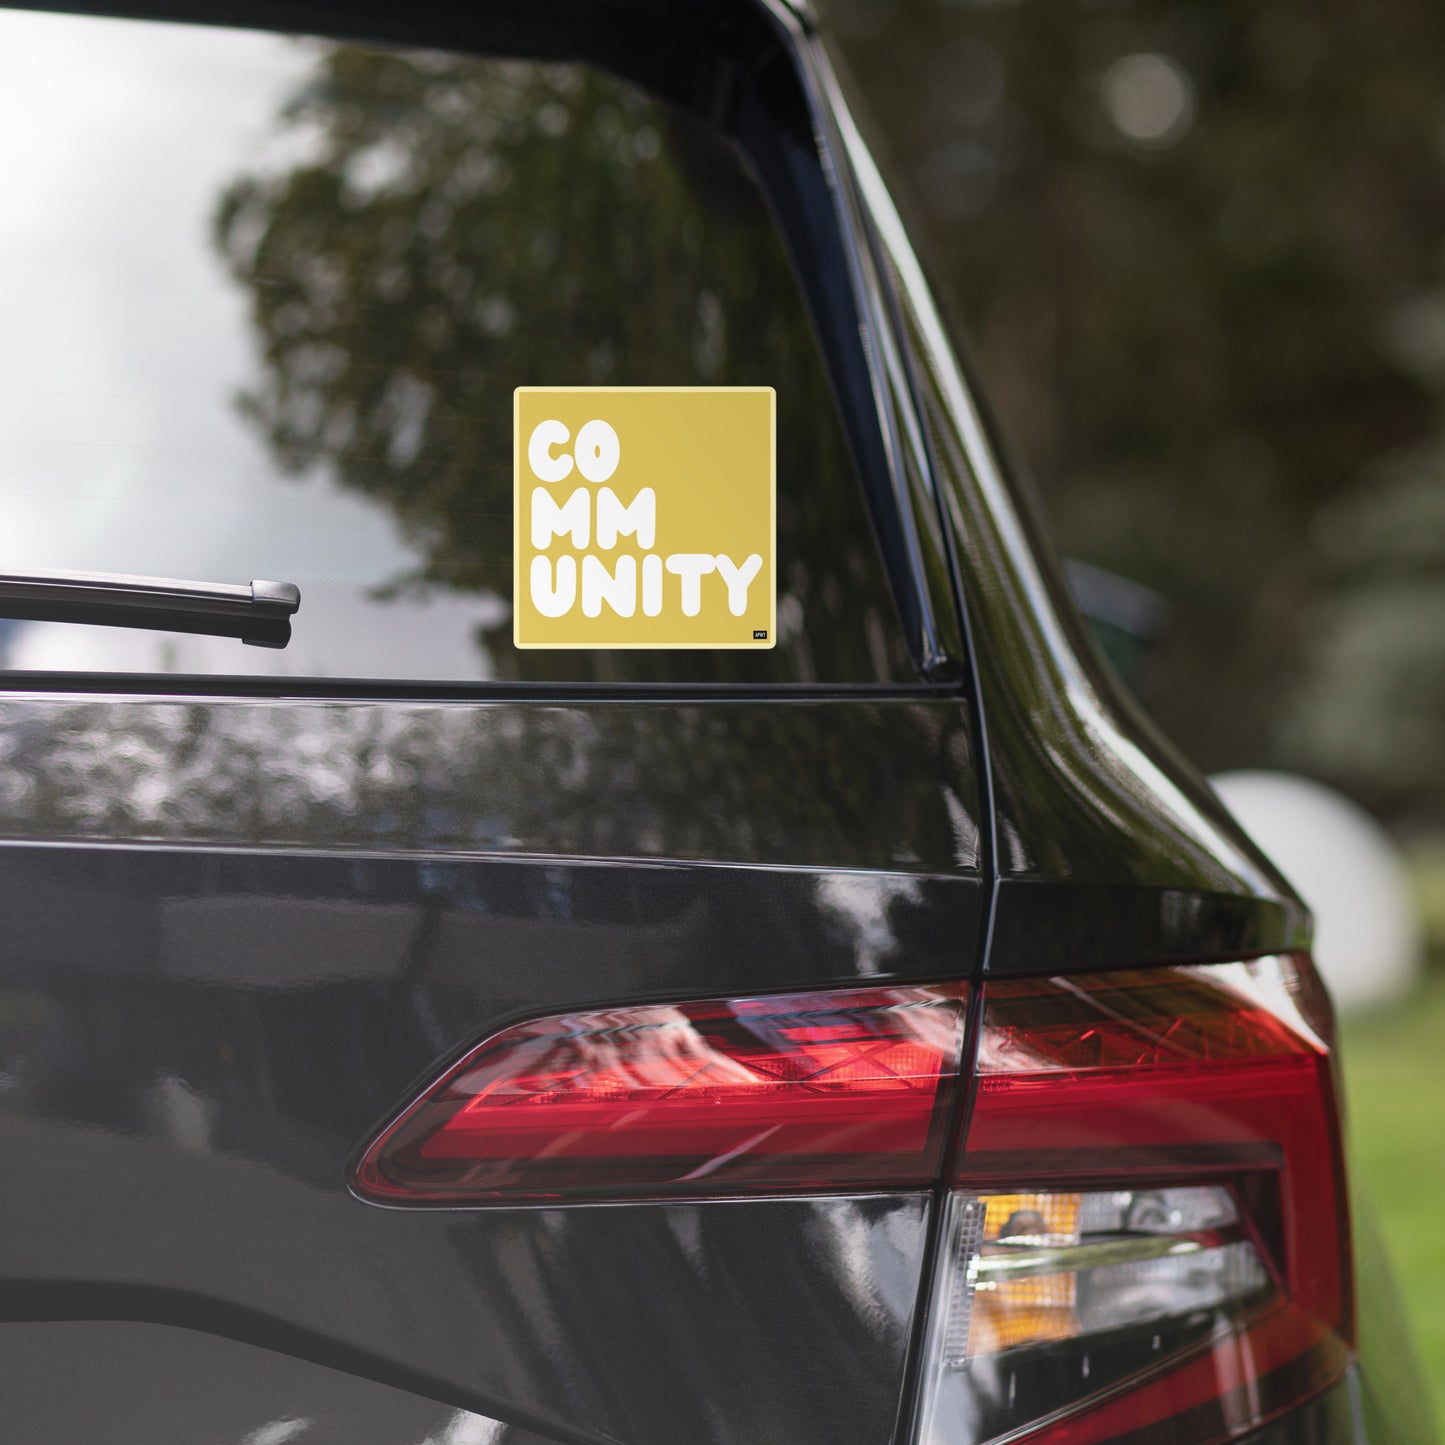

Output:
xmin=0 ymin=569 xmax=300 ymax=648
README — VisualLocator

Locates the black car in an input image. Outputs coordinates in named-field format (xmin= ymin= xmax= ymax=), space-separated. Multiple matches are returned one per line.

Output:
xmin=0 ymin=0 xmax=1434 ymax=1442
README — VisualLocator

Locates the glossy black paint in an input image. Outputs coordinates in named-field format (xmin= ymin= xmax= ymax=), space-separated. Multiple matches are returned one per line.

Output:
xmin=0 ymin=2 xmax=1430 ymax=1444
xmin=0 ymin=1186 xmax=926 ymax=1445
xmin=2 ymin=1320 xmax=551 ymax=1444
xmin=828 ymin=76 xmax=1312 ymax=972
xmin=0 ymin=695 xmax=981 ymax=870
xmin=0 ymin=1330 xmax=1377 ymax=1445
xmin=0 ymin=699 xmax=975 ymax=1445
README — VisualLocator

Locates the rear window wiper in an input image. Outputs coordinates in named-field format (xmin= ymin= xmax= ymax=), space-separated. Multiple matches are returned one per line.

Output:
xmin=0 ymin=570 xmax=300 ymax=648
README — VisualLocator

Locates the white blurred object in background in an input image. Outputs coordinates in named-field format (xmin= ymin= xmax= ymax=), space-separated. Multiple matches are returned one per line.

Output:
xmin=1210 ymin=770 xmax=1422 ymax=1012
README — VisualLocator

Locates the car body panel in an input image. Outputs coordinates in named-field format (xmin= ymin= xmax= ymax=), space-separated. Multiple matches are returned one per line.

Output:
xmin=2 ymin=1320 xmax=557 ymax=1445
xmin=0 ymin=1 xmax=1432 ymax=1442
xmin=824 ymin=66 xmax=1312 ymax=971
xmin=0 ymin=698 xmax=976 ymax=1444
xmin=0 ymin=695 xmax=980 ymax=870
xmin=0 ymin=693 xmax=982 ymax=1439
xmin=0 ymin=1189 xmax=927 ymax=1444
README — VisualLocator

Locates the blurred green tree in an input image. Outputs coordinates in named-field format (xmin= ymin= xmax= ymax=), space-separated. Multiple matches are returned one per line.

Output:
xmin=827 ymin=0 xmax=1445 ymax=822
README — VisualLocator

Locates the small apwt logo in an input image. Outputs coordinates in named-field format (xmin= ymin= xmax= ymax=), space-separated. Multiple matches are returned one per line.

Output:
xmin=513 ymin=387 xmax=775 ymax=649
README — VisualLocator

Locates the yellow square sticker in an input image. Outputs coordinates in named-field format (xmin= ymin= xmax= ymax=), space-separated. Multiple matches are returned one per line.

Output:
xmin=514 ymin=386 xmax=776 ymax=649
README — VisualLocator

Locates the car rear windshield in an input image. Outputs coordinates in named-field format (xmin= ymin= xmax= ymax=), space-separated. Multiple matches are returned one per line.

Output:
xmin=0 ymin=6 xmax=916 ymax=685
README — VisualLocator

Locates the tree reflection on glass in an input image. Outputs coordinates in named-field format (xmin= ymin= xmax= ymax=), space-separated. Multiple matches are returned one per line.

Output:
xmin=215 ymin=46 xmax=910 ymax=682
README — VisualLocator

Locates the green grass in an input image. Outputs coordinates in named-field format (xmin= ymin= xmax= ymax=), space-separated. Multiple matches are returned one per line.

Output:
xmin=1341 ymin=970 xmax=1445 ymax=1420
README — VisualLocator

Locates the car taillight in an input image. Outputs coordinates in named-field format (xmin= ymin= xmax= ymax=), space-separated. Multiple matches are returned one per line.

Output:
xmin=916 ymin=956 xmax=1351 ymax=1444
xmin=352 ymin=982 xmax=966 ymax=1203
xmin=350 ymin=954 xmax=1351 ymax=1440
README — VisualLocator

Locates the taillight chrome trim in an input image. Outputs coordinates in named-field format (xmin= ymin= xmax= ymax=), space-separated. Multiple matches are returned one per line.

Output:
xmin=973 ymin=1221 xmax=1248 ymax=1283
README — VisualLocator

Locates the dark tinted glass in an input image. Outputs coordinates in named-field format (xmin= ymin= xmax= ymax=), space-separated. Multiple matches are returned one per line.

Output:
xmin=0 ymin=8 xmax=912 ymax=683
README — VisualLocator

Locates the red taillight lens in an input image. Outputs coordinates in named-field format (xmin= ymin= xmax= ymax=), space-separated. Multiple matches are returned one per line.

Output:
xmin=350 ymin=955 xmax=1352 ymax=1442
xmin=917 ymin=956 xmax=1351 ymax=1445
xmin=352 ymin=983 xmax=966 ymax=1203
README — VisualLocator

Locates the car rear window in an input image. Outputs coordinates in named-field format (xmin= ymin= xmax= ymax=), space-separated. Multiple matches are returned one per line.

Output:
xmin=0 ymin=7 xmax=915 ymax=684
